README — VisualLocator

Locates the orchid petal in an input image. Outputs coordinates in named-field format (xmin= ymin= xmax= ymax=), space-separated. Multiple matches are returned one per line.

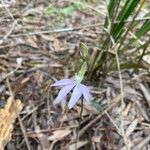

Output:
xmin=54 ymin=84 xmax=75 ymax=104
xmin=68 ymin=85 xmax=82 ymax=109
xmin=51 ymin=79 xmax=74 ymax=87
xmin=80 ymin=84 xmax=91 ymax=102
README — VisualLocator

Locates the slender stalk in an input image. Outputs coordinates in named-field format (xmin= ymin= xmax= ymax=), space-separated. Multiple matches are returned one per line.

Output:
xmin=115 ymin=49 xmax=130 ymax=150
xmin=75 ymin=98 xmax=83 ymax=150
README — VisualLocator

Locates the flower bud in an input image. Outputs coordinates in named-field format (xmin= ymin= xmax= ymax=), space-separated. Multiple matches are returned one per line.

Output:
xmin=79 ymin=42 xmax=89 ymax=61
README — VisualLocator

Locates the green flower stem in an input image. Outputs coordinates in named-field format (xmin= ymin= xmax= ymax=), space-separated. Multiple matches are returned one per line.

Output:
xmin=75 ymin=98 xmax=83 ymax=150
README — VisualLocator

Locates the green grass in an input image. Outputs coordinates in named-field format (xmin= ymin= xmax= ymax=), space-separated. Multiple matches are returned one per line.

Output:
xmin=88 ymin=0 xmax=150 ymax=77
xmin=43 ymin=0 xmax=99 ymax=28
xmin=44 ymin=2 xmax=85 ymax=27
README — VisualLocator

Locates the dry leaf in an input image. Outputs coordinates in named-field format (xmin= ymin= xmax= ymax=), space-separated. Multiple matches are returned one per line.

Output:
xmin=0 ymin=97 xmax=23 ymax=150
xmin=48 ymin=129 xmax=71 ymax=141
xmin=92 ymin=135 xmax=102 ymax=143
xmin=68 ymin=141 xmax=88 ymax=150
xmin=123 ymin=102 xmax=132 ymax=116
xmin=126 ymin=119 xmax=138 ymax=137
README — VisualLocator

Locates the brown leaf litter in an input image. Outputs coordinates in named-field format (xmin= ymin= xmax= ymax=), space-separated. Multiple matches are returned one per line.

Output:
xmin=0 ymin=0 xmax=150 ymax=149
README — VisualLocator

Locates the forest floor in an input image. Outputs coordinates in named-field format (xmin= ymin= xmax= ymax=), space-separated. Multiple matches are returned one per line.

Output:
xmin=0 ymin=0 xmax=150 ymax=150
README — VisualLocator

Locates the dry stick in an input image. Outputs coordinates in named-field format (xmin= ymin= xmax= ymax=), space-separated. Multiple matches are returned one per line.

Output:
xmin=2 ymin=17 xmax=149 ymax=38
xmin=18 ymin=115 xmax=31 ymax=150
xmin=78 ymin=94 xmax=122 ymax=138
xmin=14 ymin=125 xmax=78 ymax=137
xmin=6 ymin=79 xmax=14 ymax=99
xmin=7 ymin=23 xmax=104 ymax=37
xmin=105 ymin=111 xmax=122 ymax=136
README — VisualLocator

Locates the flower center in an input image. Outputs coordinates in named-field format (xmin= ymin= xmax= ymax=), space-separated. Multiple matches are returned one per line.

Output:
xmin=75 ymin=74 xmax=83 ymax=84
